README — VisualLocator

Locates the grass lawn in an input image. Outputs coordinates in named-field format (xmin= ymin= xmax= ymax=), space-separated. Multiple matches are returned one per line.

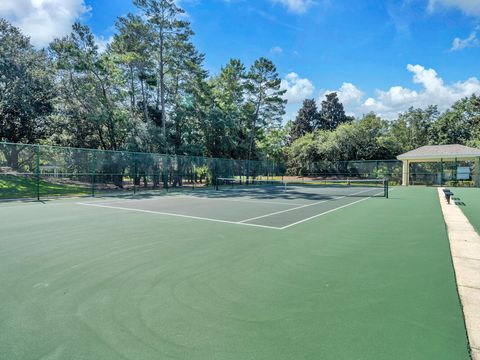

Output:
xmin=0 ymin=174 xmax=90 ymax=199
xmin=0 ymin=187 xmax=470 ymax=359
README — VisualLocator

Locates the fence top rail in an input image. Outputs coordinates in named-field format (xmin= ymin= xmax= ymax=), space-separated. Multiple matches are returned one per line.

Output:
xmin=0 ymin=141 xmax=279 ymax=166
xmin=0 ymin=141 xmax=402 ymax=173
xmin=309 ymin=159 xmax=401 ymax=164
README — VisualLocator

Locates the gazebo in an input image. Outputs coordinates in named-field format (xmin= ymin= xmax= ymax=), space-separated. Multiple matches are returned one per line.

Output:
xmin=397 ymin=144 xmax=480 ymax=186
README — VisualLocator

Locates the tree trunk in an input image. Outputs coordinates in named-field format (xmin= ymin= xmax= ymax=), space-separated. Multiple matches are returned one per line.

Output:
xmin=129 ymin=65 xmax=136 ymax=115
xmin=7 ymin=146 xmax=19 ymax=171
xmin=140 ymin=78 xmax=149 ymax=122
xmin=159 ymin=32 xmax=166 ymax=137
xmin=246 ymin=98 xmax=262 ymax=182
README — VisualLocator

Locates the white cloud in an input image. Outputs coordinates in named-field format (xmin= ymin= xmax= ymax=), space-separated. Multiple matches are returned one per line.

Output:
xmin=281 ymin=72 xmax=315 ymax=104
xmin=95 ymin=35 xmax=114 ymax=53
xmin=320 ymin=83 xmax=363 ymax=116
xmin=270 ymin=46 xmax=283 ymax=54
xmin=427 ymin=0 xmax=480 ymax=16
xmin=0 ymin=0 xmax=90 ymax=47
xmin=451 ymin=31 xmax=480 ymax=51
xmin=360 ymin=64 xmax=480 ymax=119
xmin=270 ymin=0 xmax=315 ymax=14
xmin=314 ymin=64 xmax=480 ymax=119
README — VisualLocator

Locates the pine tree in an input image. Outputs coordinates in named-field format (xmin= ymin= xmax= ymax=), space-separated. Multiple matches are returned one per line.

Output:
xmin=133 ymin=0 xmax=192 ymax=138
xmin=243 ymin=58 xmax=286 ymax=162
xmin=290 ymin=99 xmax=319 ymax=141
xmin=318 ymin=92 xmax=350 ymax=130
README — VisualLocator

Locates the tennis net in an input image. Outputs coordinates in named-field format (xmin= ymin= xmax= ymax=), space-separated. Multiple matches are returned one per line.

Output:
xmin=215 ymin=177 xmax=389 ymax=198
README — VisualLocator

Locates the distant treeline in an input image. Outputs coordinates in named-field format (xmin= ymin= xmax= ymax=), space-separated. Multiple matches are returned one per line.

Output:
xmin=1 ymin=0 xmax=479 ymax=172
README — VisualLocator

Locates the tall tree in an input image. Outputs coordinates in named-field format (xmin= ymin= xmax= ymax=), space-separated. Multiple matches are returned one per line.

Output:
xmin=50 ymin=23 xmax=129 ymax=151
xmin=256 ymin=124 xmax=290 ymax=163
xmin=0 ymin=20 xmax=55 ymax=169
xmin=430 ymin=96 xmax=480 ymax=145
xmin=111 ymin=13 xmax=153 ymax=123
xmin=290 ymin=99 xmax=319 ymax=141
xmin=208 ymin=59 xmax=247 ymax=157
xmin=0 ymin=20 xmax=55 ymax=145
xmin=133 ymin=0 xmax=192 ymax=138
xmin=166 ymin=28 xmax=207 ymax=154
xmin=243 ymin=57 xmax=286 ymax=162
xmin=318 ymin=92 xmax=350 ymax=131
xmin=390 ymin=106 xmax=438 ymax=152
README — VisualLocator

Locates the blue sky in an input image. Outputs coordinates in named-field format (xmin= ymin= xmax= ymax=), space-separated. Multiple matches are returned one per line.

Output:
xmin=2 ymin=0 xmax=480 ymax=119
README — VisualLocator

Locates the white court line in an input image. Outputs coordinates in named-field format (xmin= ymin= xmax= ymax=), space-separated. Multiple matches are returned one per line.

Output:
xmin=279 ymin=196 xmax=374 ymax=229
xmin=173 ymin=194 xmax=305 ymax=207
xmin=77 ymin=202 xmax=282 ymax=230
xmin=238 ymin=188 xmax=376 ymax=223
xmin=238 ymin=199 xmax=335 ymax=223
xmin=77 ymin=187 xmax=391 ymax=231
xmin=88 ymin=193 xmax=305 ymax=207
xmin=279 ymin=188 xmax=390 ymax=229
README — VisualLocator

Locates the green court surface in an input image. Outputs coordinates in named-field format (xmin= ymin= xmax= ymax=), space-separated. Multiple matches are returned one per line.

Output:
xmin=450 ymin=187 xmax=480 ymax=233
xmin=0 ymin=187 xmax=470 ymax=359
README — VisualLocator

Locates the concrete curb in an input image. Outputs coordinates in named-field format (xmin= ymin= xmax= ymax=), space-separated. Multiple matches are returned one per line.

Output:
xmin=438 ymin=188 xmax=480 ymax=359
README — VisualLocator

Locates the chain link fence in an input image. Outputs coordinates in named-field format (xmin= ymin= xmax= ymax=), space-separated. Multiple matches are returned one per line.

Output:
xmin=0 ymin=142 xmax=284 ymax=200
xmin=2 ymin=141 xmax=477 ymax=200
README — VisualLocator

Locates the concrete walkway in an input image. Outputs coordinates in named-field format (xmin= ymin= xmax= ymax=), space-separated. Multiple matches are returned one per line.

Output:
xmin=438 ymin=188 xmax=480 ymax=360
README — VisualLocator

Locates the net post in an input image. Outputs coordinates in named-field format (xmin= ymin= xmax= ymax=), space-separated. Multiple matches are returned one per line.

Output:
xmin=384 ymin=178 xmax=389 ymax=198
xmin=36 ymin=144 xmax=40 ymax=201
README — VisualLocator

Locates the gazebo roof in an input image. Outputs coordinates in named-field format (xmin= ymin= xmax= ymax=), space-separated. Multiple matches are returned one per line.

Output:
xmin=397 ymin=144 xmax=480 ymax=160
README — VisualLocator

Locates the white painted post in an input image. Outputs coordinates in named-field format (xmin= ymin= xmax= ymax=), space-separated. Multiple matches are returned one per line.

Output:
xmin=402 ymin=160 xmax=409 ymax=186
xmin=475 ymin=157 xmax=480 ymax=187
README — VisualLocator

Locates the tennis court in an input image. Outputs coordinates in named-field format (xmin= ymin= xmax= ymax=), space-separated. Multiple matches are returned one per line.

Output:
xmin=78 ymin=179 xmax=388 ymax=230
xmin=0 ymin=186 xmax=471 ymax=359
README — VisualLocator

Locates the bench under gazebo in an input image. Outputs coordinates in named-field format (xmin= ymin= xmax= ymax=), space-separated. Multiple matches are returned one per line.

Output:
xmin=397 ymin=144 xmax=480 ymax=186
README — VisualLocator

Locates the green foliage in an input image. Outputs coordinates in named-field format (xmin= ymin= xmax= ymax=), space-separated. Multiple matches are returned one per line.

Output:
xmin=195 ymin=165 xmax=209 ymax=183
xmin=431 ymin=96 xmax=480 ymax=145
xmin=290 ymin=99 xmax=318 ymax=142
xmin=2 ymin=8 xmax=480 ymax=175
xmin=256 ymin=124 xmax=290 ymax=163
xmin=244 ymin=57 xmax=286 ymax=161
xmin=287 ymin=113 xmax=398 ymax=174
xmin=0 ymin=19 xmax=55 ymax=144
xmin=390 ymin=106 xmax=438 ymax=153
xmin=50 ymin=23 xmax=130 ymax=151
xmin=318 ymin=92 xmax=351 ymax=131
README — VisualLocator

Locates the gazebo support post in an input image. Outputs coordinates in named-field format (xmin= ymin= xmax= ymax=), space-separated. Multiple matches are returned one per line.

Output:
xmin=440 ymin=159 xmax=444 ymax=186
xmin=475 ymin=157 xmax=480 ymax=187
xmin=402 ymin=160 xmax=409 ymax=186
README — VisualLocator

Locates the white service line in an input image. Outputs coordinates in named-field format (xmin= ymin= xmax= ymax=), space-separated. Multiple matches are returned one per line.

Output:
xmin=173 ymin=194 xmax=305 ymax=207
xmin=238 ymin=199 xmax=335 ymax=223
xmin=77 ymin=202 xmax=282 ymax=230
xmin=280 ymin=191 xmax=384 ymax=229
xmin=86 ymin=194 xmax=305 ymax=207
xmin=238 ymin=188 xmax=376 ymax=223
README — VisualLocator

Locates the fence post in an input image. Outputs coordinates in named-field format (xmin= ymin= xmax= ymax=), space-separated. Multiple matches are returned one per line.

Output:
xmin=133 ymin=153 xmax=137 ymax=195
xmin=193 ymin=164 xmax=196 ymax=190
xmin=36 ymin=144 xmax=40 ymax=201
xmin=91 ymin=151 xmax=96 ymax=197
